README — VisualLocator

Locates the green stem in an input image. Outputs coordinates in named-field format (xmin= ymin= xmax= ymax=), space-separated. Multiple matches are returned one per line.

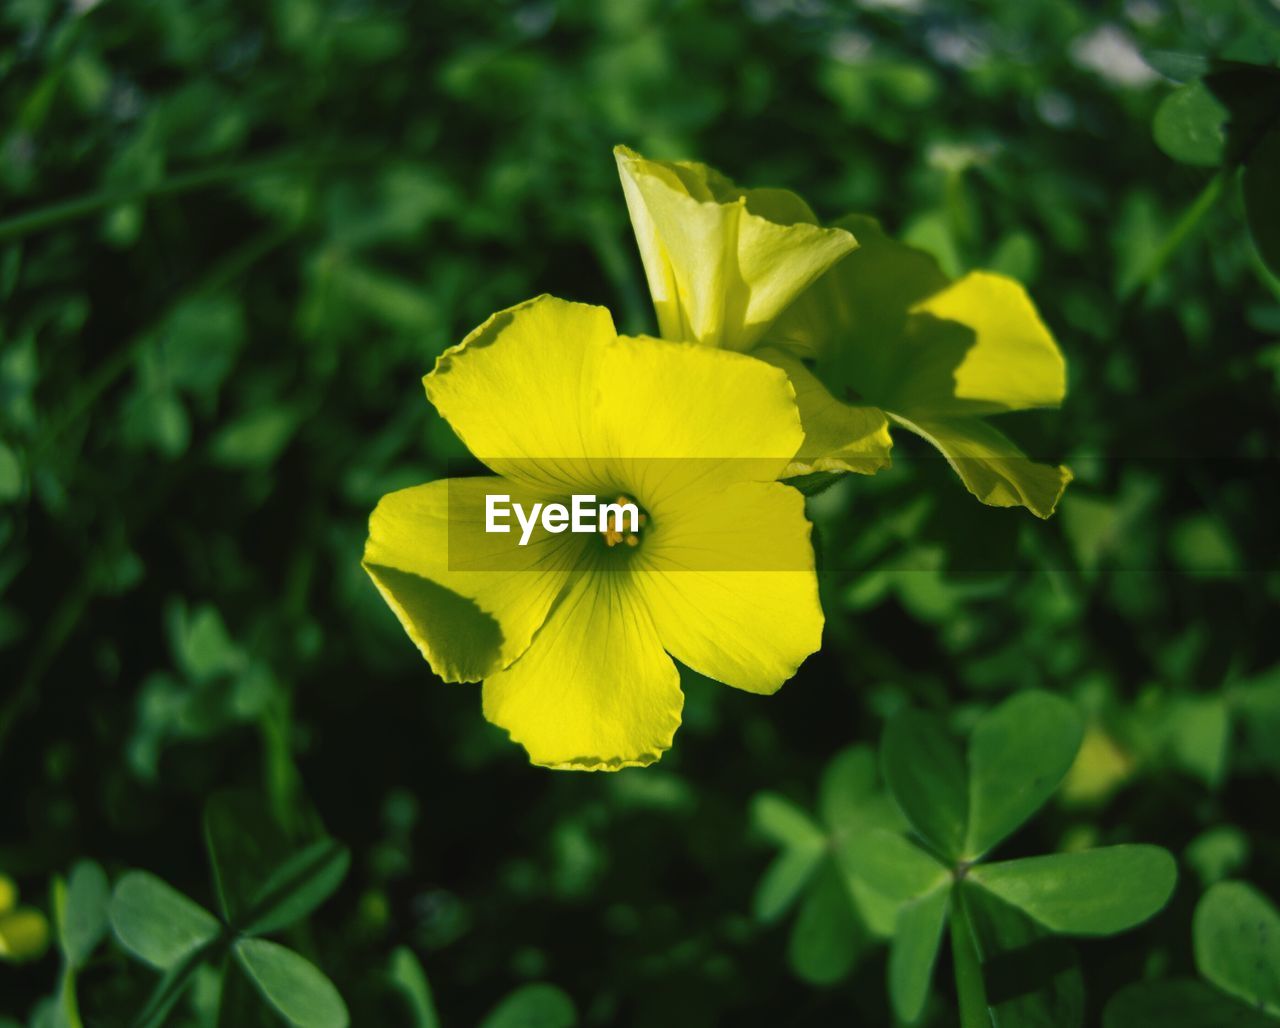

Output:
xmin=1125 ymin=171 xmax=1225 ymax=298
xmin=59 ymin=965 xmax=83 ymax=1028
xmin=950 ymin=884 xmax=991 ymax=1028
xmin=0 ymin=148 xmax=367 ymax=243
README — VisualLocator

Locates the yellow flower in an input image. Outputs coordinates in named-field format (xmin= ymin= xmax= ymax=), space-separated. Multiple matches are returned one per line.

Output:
xmin=614 ymin=145 xmax=892 ymax=475
xmin=767 ymin=215 xmax=1072 ymax=517
xmin=616 ymin=148 xmax=1070 ymax=516
xmin=0 ymin=873 xmax=50 ymax=963
xmin=363 ymin=295 xmax=823 ymax=770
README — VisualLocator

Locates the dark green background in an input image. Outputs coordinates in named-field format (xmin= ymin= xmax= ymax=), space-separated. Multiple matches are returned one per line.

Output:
xmin=2 ymin=0 xmax=1278 ymax=1024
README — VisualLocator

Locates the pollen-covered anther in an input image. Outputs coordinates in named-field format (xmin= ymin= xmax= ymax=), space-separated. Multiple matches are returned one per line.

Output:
xmin=601 ymin=495 xmax=646 ymax=548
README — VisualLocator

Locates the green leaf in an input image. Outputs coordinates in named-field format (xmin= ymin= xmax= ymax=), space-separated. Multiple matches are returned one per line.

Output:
xmin=847 ymin=875 xmax=905 ymax=941
xmin=122 ymin=388 xmax=190 ymax=457
xmin=210 ymin=406 xmax=302 ymax=468
xmin=964 ymin=691 xmax=1083 ymax=859
xmin=169 ymin=603 xmax=244 ymax=683
xmin=819 ymin=744 xmax=905 ymax=838
xmin=750 ymin=793 xmax=825 ymax=849
xmin=478 ymin=983 xmax=577 ymax=1028
xmin=882 ymin=709 xmax=968 ymax=860
xmin=970 ymin=846 xmax=1177 ymax=935
xmin=1103 ymin=979 xmax=1276 ymax=1028
xmin=387 ymin=947 xmax=441 ymax=1028
xmin=889 ymin=884 xmax=951 ymax=1023
xmin=132 ymin=943 xmax=219 ymax=1028
xmin=836 ymin=827 xmax=949 ymax=903
xmin=787 ymin=862 xmax=868 ymax=985
xmin=964 ymin=885 xmax=1084 ymax=1028
xmin=1159 ymin=695 xmax=1230 ymax=787
xmin=1185 ymin=826 xmax=1250 ymax=887
xmin=204 ymin=791 xmax=292 ymax=926
xmin=1193 ymin=881 xmax=1280 ymax=1015
xmin=109 ymin=871 xmax=221 ymax=970
xmin=56 ymin=861 xmax=110 ymax=969
xmin=234 ymin=938 xmax=349 ymax=1028
xmin=1153 ymin=82 xmax=1229 ymax=166
xmin=240 ymin=839 xmax=350 ymax=936
xmin=754 ymin=846 xmax=825 ymax=924
xmin=154 ymin=295 xmax=246 ymax=395
xmin=1244 ymin=126 xmax=1280 ymax=279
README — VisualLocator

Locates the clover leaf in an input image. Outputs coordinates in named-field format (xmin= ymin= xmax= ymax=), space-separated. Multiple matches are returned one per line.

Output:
xmin=384 ymin=947 xmax=576 ymax=1028
xmin=876 ymin=691 xmax=1175 ymax=1024
xmin=1103 ymin=880 xmax=1280 ymax=1026
xmin=1194 ymin=881 xmax=1280 ymax=1015
xmin=1149 ymin=57 xmax=1280 ymax=279
xmin=107 ymin=792 xmax=351 ymax=1028
xmin=750 ymin=745 xmax=907 ymax=985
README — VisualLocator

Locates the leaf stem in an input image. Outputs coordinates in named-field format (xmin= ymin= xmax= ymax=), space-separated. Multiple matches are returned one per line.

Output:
xmin=0 ymin=148 xmax=370 ymax=243
xmin=1125 ymin=170 xmax=1225 ymax=298
xmin=949 ymin=884 xmax=991 ymax=1028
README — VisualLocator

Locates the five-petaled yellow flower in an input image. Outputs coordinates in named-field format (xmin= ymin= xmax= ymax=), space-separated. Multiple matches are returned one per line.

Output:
xmin=363 ymin=295 xmax=823 ymax=770
xmin=616 ymin=146 xmax=1070 ymax=517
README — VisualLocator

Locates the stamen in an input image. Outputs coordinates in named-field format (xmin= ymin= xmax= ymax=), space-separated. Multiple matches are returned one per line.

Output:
xmin=601 ymin=495 xmax=647 ymax=548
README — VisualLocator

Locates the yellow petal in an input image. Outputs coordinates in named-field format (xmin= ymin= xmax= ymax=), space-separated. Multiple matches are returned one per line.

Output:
xmin=604 ymin=336 xmax=804 ymax=503
xmin=615 ymin=146 xmax=857 ymax=351
xmin=756 ymin=346 xmax=893 ymax=476
xmin=881 ymin=271 xmax=1066 ymax=418
xmin=363 ymin=477 xmax=581 ymax=682
xmin=890 ymin=413 xmax=1072 ymax=519
xmin=0 ymin=876 xmax=15 ymax=915
xmin=767 ymin=216 xmax=1069 ymax=514
xmin=481 ymin=570 xmax=683 ymax=770
xmin=424 ymin=295 xmax=615 ymax=491
xmin=633 ymin=481 xmax=824 ymax=694
xmin=427 ymin=298 xmax=804 ymax=504
xmin=773 ymin=217 xmax=1066 ymax=417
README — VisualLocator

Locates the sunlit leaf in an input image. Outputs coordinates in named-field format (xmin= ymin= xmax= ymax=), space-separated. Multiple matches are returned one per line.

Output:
xmin=1153 ymin=82 xmax=1228 ymax=166
xmin=964 ymin=691 xmax=1083 ymax=859
xmin=970 ymin=846 xmax=1177 ymax=935
xmin=234 ymin=938 xmax=349 ymax=1028
xmin=109 ymin=871 xmax=221 ymax=970
xmin=56 ymin=861 xmax=110 ymax=969
xmin=751 ymin=792 xmax=825 ymax=850
xmin=836 ymin=827 xmax=949 ymax=903
xmin=387 ymin=947 xmax=441 ymax=1028
xmin=478 ymin=982 xmax=576 ymax=1028
xmin=1193 ymin=881 xmax=1280 ymax=1015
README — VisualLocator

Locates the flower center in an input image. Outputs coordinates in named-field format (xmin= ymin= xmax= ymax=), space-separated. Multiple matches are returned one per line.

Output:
xmin=599 ymin=494 xmax=647 ymax=548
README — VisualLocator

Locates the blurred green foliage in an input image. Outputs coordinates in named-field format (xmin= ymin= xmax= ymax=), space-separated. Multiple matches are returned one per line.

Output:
xmin=2 ymin=0 xmax=1279 ymax=1025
